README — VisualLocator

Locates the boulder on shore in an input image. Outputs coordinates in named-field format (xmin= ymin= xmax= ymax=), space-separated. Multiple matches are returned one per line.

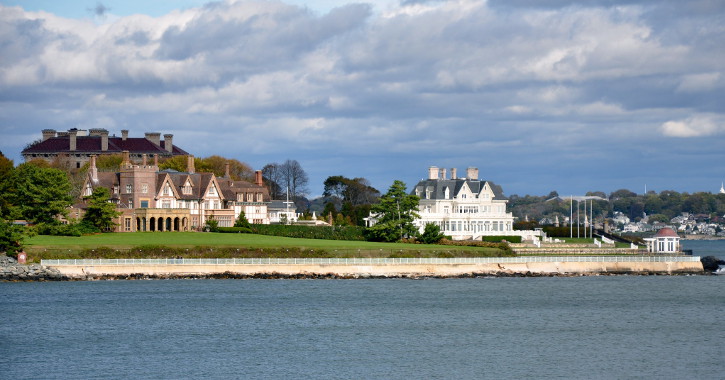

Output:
xmin=700 ymin=256 xmax=725 ymax=272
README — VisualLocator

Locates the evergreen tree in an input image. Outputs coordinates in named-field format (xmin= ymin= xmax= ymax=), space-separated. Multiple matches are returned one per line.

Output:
xmin=365 ymin=180 xmax=420 ymax=242
xmin=234 ymin=211 xmax=253 ymax=229
xmin=82 ymin=187 xmax=121 ymax=231
xmin=4 ymin=163 xmax=73 ymax=224
xmin=419 ymin=223 xmax=446 ymax=244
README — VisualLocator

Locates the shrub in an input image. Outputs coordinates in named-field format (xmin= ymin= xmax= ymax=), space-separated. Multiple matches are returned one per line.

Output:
xmin=481 ymin=235 xmax=522 ymax=243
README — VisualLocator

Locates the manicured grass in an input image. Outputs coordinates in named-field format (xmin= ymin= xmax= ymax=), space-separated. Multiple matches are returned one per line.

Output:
xmin=25 ymin=232 xmax=504 ymax=260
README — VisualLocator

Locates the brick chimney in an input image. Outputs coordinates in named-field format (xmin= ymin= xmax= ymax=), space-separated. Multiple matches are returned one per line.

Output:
xmin=450 ymin=168 xmax=457 ymax=180
xmin=121 ymin=150 xmax=131 ymax=167
xmin=145 ymin=132 xmax=161 ymax=146
xmin=225 ymin=162 xmax=230 ymax=178
xmin=42 ymin=129 xmax=56 ymax=141
xmin=187 ymin=155 xmax=195 ymax=174
xmin=163 ymin=134 xmax=173 ymax=153
xmin=142 ymin=154 xmax=148 ymax=166
xmin=121 ymin=130 xmax=129 ymax=141
xmin=428 ymin=166 xmax=439 ymax=180
xmin=466 ymin=167 xmax=479 ymax=180
xmin=441 ymin=168 xmax=447 ymax=180
xmin=255 ymin=170 xmax=263 ymax=186
xmin=69 ymin=129 xmax=77 ymax=151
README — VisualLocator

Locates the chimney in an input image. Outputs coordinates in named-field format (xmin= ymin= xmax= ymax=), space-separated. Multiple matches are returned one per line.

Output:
xmin=225 ymin=162 xmax=230 ymax=178
xmin=121 ymin=150 xmax=131 ymax=167
xmin=255 ymin=170 xmax=263 ymax=186
xmin=187 ymin=155 xmax=195 ymax=174
xmin=101 ymin=130 xmax=109 ymax=151
xmin=164 ymin=134 xmax=173 ymax=153
xmin=121 ymin=130 xmax=129 ymax=141
xmin=451 ymin=168 xmax=457 ymax=180
xmin=466 ymin=167 xmax=479 ymax=180
xmin=69 ymin=129 xmax=77 ymax=151
xmin=441 ymin=168 xmax=447 ymax=180
xmin=142 ymin=154 xmax=148 ymax=166
xmin=90 ymin=155 xmax=98 ymax=183
xmin=145 ymin=132 xmax=161 ymax=146
xmin=153 ymin=154 xmax=158 ymax=167
xmin=428 ymin=166 xmax=439 ymax=180
xmin=42 ymin=129 xmax=56 ymax=141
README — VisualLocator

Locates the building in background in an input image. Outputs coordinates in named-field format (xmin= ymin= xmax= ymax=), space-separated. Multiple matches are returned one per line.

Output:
xmin=22 ymin=128 xmax=189 ymax=169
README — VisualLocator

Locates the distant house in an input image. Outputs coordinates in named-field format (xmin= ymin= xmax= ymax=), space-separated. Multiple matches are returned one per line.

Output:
xmin=22 ymin=128 xmax=189 ymax=169
xmin=81 ymin=152 xmax=270 ymax=232
xmin=268 ymin=200 xmax=298 ymax=224
xmin=644 ymin=227 xmax=681 ymax=254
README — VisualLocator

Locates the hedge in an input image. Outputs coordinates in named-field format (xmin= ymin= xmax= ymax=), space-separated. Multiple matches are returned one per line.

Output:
xmin=480 ymin=235 xmax=522 ymax=243
xmin=249 ymin=224 xmax=366 ymax=241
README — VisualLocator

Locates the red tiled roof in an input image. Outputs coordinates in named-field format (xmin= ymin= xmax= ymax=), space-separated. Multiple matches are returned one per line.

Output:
xmin=654 ymin=227 xmax=679 ymax=238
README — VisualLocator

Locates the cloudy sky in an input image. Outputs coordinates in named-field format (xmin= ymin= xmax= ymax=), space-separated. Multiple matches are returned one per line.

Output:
xmin=1 ymin=0 xmax=724 ymax=198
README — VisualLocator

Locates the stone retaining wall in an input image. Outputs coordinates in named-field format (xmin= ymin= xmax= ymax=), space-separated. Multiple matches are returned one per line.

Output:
xmin=46 ymin=260 xmax=704 ymax=279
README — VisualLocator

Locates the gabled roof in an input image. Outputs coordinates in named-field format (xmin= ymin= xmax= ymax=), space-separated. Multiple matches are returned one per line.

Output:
xmin=412 ymin=178 xmax=507 ymax=200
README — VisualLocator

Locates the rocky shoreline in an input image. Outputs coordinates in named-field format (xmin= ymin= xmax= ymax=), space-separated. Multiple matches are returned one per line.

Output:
xmin=0 ymin=255 xmax=68 ymax=281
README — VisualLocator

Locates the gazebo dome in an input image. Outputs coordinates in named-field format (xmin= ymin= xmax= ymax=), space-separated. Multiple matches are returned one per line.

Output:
xmin=654 ymin=227 xmax=678 ymax=238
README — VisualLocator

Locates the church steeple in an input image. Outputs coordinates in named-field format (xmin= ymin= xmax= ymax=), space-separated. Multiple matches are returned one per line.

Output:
xmin=720 ymin=182 xmax=725 ymax=194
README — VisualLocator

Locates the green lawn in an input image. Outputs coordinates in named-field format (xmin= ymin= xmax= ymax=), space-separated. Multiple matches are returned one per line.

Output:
xmin=25 ymin=232 xmax=504 ymax=260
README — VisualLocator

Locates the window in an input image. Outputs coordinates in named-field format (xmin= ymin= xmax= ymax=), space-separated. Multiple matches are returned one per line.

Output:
xmin=113 ymin=186 xmax=119 ymax=194
xmin=183 ymin=183 xmax=192 ymax=195
xmin=84 ymin=183 xmax=93 ymax=197
xmin=257 ymin=193 xmax=263 ymax=202
xmin=162 ymin=201 xmax=171 ymax=209
xmin=128 ymin=199 xmax=134 ymax=209
xmin=163 ymin=184 xmax=171 ymax=196
xmin=142 ymin=183 xmax=148 ymax=194
xmin=125 ymin=218 xmax=131 ymax=232
xmin=140 ymin=200 xmax=148 ymax=208
xmin=247 ymin=193 xmax=253 ymax=202
xmin=126 ymin=184 xmax=133 ymax=193
xmin=208 ymin=185 xmax=216 ymax=195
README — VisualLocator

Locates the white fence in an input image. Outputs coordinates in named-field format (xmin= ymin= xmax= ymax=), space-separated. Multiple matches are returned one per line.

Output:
xmin=42 ymin=256 xmax=701 ymax=266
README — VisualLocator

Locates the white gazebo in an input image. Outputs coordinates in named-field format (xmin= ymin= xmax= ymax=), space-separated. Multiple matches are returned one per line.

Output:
xmin=644 ymin=227 xmax=681 ymax=254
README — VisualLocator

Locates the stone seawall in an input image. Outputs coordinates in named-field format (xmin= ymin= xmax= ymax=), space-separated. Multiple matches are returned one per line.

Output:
xmin=44 ymin=259 xmax=704 ymax=280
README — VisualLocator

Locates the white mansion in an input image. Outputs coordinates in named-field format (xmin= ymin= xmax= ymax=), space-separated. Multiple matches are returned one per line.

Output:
xmin=412 ymin=166 xmax=537 ymax=241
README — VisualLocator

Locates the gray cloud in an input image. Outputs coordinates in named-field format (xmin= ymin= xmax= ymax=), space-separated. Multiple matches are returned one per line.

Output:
xmin=1 ymin=0 xmax=723 ymax=196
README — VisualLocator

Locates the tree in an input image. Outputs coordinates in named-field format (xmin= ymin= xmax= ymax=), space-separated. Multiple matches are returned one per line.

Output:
xmin=0 ymin=218 xmax=32 ymax=256
xmin=3 ymin=163 xmax=73 ymax=224
xmin=261 ymin=163 xmax=284 ymax=199
xmin=234 ymin=210 xmax=252 ymax=229
xmin=419 ymin=223 xmax=445 ymax=244
xmin=365 ymin=180 xmax=420 ymax=242
xmin=323 ymin=175 xmax=380 ymax=206
xmin=82 ymin=187 xmax=121 ymax=231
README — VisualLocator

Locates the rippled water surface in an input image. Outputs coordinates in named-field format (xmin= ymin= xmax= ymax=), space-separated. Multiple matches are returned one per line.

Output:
xmin=2 ymin=274 xmax=723 ymax=379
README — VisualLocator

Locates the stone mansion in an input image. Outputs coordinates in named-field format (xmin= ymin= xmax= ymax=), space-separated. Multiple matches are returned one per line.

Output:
xmin=81 ymin=152 xmax=270 ymax=232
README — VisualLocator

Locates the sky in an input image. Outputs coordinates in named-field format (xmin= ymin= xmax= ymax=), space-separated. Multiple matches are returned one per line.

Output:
xmin=1 ymin=0 xmax=724 ymax=199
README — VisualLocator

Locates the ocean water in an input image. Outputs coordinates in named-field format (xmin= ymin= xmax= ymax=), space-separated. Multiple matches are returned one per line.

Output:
xmin=2 ymin=273 xmax=723 ymax=379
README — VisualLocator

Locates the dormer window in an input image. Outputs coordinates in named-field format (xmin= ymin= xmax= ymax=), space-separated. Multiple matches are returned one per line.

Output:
xmin=444 ymin=187 xmax=450 ymax=199
xmin=163 ymin=183 xmax=171 ymax=196
xmin=182 ymin=181 xmax=192 ymax=195
xmin=208 ymin=184 xmax=216 ymax=195
xmin=84 ymin=183 xmax=92 ymax=197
